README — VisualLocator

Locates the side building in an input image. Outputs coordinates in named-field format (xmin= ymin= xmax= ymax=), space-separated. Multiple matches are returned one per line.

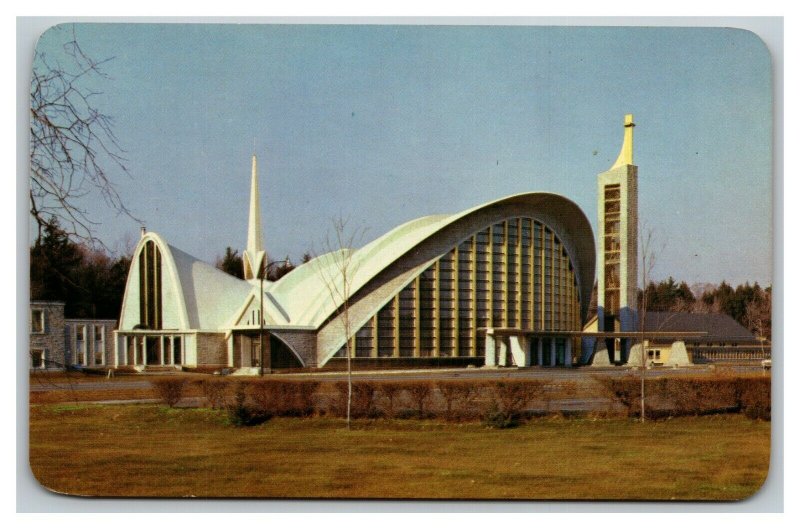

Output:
xmin=29 ymin=301 xmax=66 ymax=370
xmin=627 ymin=312 xmax=768 ymax=367
xmin=29 ymin=301 xmax=117 ymax=370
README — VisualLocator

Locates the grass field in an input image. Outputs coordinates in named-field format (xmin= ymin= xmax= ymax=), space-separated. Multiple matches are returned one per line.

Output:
xmin=29 ymin=403 xmax=770 ymax=500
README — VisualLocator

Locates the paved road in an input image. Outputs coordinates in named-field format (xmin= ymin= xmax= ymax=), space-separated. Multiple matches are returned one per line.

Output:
xmin=30 ymin=364 xmax=767 ymax=392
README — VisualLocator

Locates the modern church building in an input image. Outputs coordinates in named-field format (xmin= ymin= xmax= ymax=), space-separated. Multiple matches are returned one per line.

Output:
xmin=112 ymin=115 xmax=742 ymax=371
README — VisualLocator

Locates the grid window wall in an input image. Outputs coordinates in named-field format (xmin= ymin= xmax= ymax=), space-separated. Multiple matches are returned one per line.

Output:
xmin=339 ymin=217 xmax=582 ymax=359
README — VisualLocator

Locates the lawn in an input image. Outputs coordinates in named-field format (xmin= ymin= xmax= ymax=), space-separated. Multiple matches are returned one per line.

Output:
xmin=28 ymin=404 xmax=770 ymax=500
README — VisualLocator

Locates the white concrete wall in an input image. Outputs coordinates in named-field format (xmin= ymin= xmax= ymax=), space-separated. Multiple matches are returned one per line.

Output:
xmin=183 ymin=334 xmax=197 ymax=366
xmin=119 ymin=260 xmax=141 ymax=330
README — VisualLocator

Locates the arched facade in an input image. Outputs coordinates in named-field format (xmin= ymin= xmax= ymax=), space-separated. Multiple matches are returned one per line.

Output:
xmin=314 ymin=193 xmax=595 ymax=367
xmin=334 ymin=217 xmax=583 ymax=361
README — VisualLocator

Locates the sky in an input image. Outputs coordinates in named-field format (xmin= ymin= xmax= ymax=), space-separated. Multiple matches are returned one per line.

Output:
xmin=30 ymin=23 xmax=773 ymax=287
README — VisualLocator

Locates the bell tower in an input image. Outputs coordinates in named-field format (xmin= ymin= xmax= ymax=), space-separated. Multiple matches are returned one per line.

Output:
xmin=596 ymin=114 xmax=638 ymax=363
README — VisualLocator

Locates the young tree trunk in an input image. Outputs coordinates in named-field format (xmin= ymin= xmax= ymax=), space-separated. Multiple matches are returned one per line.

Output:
xmin=640 ymin=373 xmax=645 ymax=423
xmin=346 ymin=332 xmax=352 ymax=430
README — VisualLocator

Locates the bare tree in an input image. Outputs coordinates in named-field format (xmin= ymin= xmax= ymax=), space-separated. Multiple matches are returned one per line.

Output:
xmin=314 ymin=216 xmax=366 ymax=429
xmin=30 ymin=25 xmax=138 ymax=245
xmin=636 ymin=225 xmax=657 ymax=423
xmin=745 ymin=292 xmax=771 ymax=360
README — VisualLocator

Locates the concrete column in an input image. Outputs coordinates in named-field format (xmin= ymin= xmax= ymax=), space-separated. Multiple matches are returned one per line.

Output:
xmin=565 ymin=338 xmax=572 ymax=367
xmin=226 ymin=333 xmax=234 ymax=367
xmin=550 ymin=339 xmax=556 ymax=367
xmin=142 ymin=337 xmax=147 ymax=366
xmin=484 ymin=331 xmax=496 ymax=367
xmin=509 ymin=336 xmax=529 ymax=367
xmin=121 ymin=336 xmax=127 ymax=367
xmin=159 ymin=336 xmax=165 ymax=366
xmin=88 ymin=331 xmax=94 ymax=366
xmin=498 ymin=337 xmax=508 ymax=367
xmin=537 ymin=339 xmax=543 ymax=366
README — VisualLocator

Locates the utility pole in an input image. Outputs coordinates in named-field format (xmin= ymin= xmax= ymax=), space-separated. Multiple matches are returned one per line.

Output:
xmin=260 ymin=260 xmax=265 ymax=376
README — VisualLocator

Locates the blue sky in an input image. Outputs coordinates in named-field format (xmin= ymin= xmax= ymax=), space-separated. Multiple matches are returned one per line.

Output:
xmin=32 ymin=23 xmax=773 ymax=286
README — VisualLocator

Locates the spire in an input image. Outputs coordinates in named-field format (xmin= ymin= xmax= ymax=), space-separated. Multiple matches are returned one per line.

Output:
xmin=609 ymin=113 xmax=635 ymax=170
xmin=243 ymin=153 xmax=267 ymax=280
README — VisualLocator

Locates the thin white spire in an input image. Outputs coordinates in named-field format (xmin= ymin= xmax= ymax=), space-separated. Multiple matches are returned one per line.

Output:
xmin=243 ymin=152 xmax=267 ymax=280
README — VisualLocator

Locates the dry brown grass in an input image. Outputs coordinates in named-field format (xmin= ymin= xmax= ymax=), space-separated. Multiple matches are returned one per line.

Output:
xmin=29 ymin=403 xmax=770 ymax=500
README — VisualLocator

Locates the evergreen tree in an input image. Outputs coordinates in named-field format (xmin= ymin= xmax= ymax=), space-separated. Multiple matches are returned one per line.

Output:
xmin=216 ymin=247 xmax=244 ymax=279
xmin=30 ymin=218 xmax=85 ymax=313
xmin=267 ymin=255 xmax=295 ymax=281
xmin=30 ymin=217 xmax=130 ymax=319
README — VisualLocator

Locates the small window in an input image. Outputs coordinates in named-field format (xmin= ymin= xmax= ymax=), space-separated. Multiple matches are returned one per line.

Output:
xmin=30 ymin=349 xmax=45 ymax=369
xmin=31 ymin=309 xmax=44 ymax=333
xmin=94 ymin=325 xmax=104 ymax=342
xmin=76 ymin=325 xmax=86 ymax=341
xmin=173 ymin=336 xmax=182 ymax=365
xmin=655 ymin=350 xmax=661 ymax=360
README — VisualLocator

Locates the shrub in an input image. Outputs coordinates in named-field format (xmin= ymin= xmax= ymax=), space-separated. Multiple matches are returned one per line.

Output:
xmin=738 ymin=376 xmax=771 ymax=420
xmin=377 ymin=381 xmax=404 ymax=419
xmin=332 ymin=381 xmax=351 ymax=418
xmin=248 ymin=380 xmax=277 ymax=414
xmin=594 ymin=373 xmax=771 ymax=420
xmin=405 ymin=380 xmax=433 ymax=418
xmin=594 ymin=375 xmax=641 ymax=417
xmin=353 ymin=382 xmax=379 ymax=418
xmin=195 ymin=379 xmax=230 ymax=409
xmin=333 ymin=381 xmax=378 ymax=418
xmin=227 ymin=382 xmax=269 ymax=427
xmin=293 ymin=381 xmax=320 ymax=416
xmin=541 ymin=380 xmax=578 ymax=415
xmin=483 ymin=380 xmax=545 ymax=427
xmin=151 ymin=377 xmax=188 ymax=408
xmin=437 ymin=380 xmax=479 ymax=421
xmin=482 ymin=404 xmax=518 ymax=429
xmin=249 ymin=380 xmax=320 ymax=417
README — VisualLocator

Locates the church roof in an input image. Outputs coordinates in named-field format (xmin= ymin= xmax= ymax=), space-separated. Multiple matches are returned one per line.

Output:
xmin=643 ymin=311 xmax=758 ymax=344
xmin=122 ymin=191 xmax=595 ymax=342
xmin=264 ymin=213 xmax=452 ymax=328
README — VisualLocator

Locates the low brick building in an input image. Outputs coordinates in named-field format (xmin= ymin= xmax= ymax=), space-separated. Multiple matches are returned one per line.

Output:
xmin=29 ymin=301 xmax=118 ymax=370
xmin=29 ymin=301 xmax=66 ymax=370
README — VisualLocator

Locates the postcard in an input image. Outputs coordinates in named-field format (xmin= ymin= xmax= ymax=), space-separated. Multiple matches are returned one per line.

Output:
xmin=28 ymin=22 xmax=773 ymax=501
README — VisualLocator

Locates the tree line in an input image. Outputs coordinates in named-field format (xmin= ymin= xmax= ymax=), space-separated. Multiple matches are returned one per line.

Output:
xmin=636 ymin=276 xmax=772 ymax=341
xmin=30 ymin=219 xmax=131 ymax=319
xmin=31 ymin=223 xmax=771 ymax=342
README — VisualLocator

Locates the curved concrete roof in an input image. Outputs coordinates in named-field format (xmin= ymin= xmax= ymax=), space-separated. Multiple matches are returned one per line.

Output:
xmin=167 ymin=244 xmax=255 ymax=329
xmin=119 ymin=232 xmax=254 ymax=331
xmin=121 ymin=192 xmax=595 ymax=341
xmin=310 ymin=191 xmax=597 ymax=363
xmin=270 ymin=191 xmax=596 ymax=331
xmin=266 ymin=214 xmax=452 ymax=327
